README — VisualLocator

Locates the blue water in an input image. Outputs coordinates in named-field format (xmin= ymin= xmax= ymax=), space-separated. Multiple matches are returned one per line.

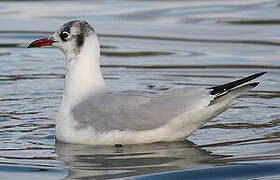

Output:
xmin=0 ymin=0 xmax=280 ymax=179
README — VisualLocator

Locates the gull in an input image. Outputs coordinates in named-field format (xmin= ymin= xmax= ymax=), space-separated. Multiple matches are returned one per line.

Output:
xmin=28 ymin=20 xmax=266 ymax=145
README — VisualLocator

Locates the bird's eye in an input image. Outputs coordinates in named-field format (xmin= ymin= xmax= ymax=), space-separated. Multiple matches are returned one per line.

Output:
xmin=60 ymin=31 xmax=70 ymax=41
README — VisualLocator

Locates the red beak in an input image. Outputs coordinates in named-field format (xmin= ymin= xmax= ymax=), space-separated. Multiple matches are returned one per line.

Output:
xmin=27 ymin=37 xmax=56 ymax=48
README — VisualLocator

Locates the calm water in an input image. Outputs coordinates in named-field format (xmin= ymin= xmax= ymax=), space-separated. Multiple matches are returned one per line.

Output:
xmin=0 ymin=0 xmax=280 ymax=179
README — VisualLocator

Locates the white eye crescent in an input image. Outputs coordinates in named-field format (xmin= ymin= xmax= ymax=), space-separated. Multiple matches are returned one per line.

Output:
xmin=60 ymin=31 xmax=70 ymax=41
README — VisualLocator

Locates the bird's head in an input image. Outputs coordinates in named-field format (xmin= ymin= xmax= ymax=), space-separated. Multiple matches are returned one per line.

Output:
xmin=28 ymin=20 xmax=96 ymax=57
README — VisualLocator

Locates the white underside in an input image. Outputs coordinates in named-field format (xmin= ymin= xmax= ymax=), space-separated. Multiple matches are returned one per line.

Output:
xmin=55 ymin=94 xmax=231 ymax=145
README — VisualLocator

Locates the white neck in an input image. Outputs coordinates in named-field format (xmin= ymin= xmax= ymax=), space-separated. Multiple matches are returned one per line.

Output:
xmin=60 ymin=35 xmax=106 ymax=111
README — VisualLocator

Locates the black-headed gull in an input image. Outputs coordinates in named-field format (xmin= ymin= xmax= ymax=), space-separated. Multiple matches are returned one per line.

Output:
xmin=28 ymin=20 xmax=266 ymax=145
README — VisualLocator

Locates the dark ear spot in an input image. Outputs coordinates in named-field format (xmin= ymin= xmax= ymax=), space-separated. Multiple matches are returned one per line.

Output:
xmin=76 ymin=33 xmax=84 ymax=48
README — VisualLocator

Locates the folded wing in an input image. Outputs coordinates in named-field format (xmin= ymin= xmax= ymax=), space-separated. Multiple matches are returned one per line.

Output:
xmin=71 ymin=88 xmax=213 ymax=131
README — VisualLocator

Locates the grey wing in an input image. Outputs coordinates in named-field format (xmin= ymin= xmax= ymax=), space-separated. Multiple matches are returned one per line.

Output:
xmin=71 ymin=91 xmax=155 ymax=130
xmin=71 ymin=88 xmax=213 ymax=131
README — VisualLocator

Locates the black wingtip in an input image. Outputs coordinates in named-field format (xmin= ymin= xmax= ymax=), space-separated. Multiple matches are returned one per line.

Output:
xmin=251 ymin=72 xmax=267 ymax=79
xmin=209 ymin=72 xmax=266 ymax=95
xmin=248 ymin=82 xmax=260 ymax=88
